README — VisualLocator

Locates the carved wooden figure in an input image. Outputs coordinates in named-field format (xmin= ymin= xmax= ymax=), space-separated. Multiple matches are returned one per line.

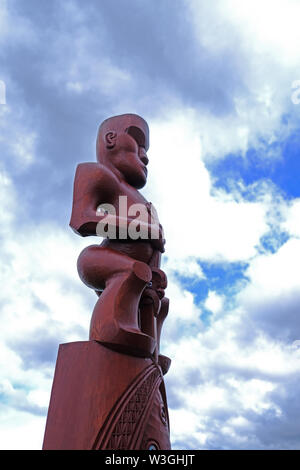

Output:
xmin=43 ymin=114 xmax=171 ymax=450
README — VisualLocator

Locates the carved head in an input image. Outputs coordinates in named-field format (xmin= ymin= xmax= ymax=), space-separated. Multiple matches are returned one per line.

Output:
xmin=96 ymin=114 xmax=149 ymax=189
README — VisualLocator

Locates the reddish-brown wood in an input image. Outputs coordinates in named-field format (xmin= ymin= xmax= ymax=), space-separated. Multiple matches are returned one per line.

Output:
xmin=43 ymin=114 xmax=171 ymax=450
xmin=43 ymin=341 xmax=170 ymax=450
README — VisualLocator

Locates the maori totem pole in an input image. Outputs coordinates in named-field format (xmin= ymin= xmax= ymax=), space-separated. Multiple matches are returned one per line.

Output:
xmin=43 ymin=114 xmax=171 ymax=450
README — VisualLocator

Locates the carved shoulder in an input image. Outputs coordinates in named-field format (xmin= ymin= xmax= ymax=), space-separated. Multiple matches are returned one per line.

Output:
xmin=73 ymin=163 xmax=117 ymax=200
xmin=69 ymin=162 xmax=118 ymax=236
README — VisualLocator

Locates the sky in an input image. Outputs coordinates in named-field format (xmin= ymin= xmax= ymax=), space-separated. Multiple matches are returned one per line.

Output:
xmin=0 ymin=0 xmax=300 ymax=450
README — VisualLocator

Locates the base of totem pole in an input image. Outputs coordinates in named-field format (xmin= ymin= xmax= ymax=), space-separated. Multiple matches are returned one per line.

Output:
xmin=42 ymin=340 xmax=171 ymax=450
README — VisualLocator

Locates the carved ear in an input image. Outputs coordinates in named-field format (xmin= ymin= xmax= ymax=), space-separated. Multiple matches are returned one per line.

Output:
xmin=105 ymin=131 xmax=117 ymax=149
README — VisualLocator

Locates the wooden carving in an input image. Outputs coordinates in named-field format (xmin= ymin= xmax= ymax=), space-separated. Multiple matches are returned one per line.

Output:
xmin=43 ymin=114 xmax=171 ymax=450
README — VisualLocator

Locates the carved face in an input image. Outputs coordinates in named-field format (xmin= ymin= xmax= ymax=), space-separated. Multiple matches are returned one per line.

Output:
xmin=110 ymin=126 xmax=149 ymax=189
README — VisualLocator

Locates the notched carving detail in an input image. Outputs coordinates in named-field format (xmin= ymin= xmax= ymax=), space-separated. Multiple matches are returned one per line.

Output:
xmin=104 ymin=367 xmax=161 ymax=450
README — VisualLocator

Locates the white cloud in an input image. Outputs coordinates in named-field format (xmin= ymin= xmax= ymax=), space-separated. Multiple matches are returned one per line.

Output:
xmin=0 ymin=0 xmax=36 ymax=45
xmin=185 ymin=0 xmax=300 ymax=162
xmin=163 ymin=256 xmax=205 ymax=280
xmin=42 ymin=2 xmax=132 ymax=98
xmin=10 ymin=132 xmax=37 ymax=167
xmin=0 ymin=408 xmax=45 ymax=450
xmin=223 ymin=0 xmax=300 ymax=66
xmin=233 ymin=237 xmax=300 ymax=344
xmin=146 ymin=112 xmax=270 ymax=263
xmin=239 ymin=238 xmax=300 ymax=299
xmin=0 ymin=94 xmax=40 ymax=173
xmin=282 ymin=198 xmax=300 ymax=237
xmin=204 ymin=290 xmax=224 ymax=315
xmin=166 ymin=312 xmax=300 ymax=448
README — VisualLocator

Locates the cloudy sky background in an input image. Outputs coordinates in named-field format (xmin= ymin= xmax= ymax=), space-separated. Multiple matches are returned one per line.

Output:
xmin=1 ymin=0 xmax=300 ymax=449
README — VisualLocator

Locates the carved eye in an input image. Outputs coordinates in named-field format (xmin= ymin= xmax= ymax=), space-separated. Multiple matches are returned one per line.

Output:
xmin=96 ymin=205 xmax=109 ymax=215
xmin=126 ymin=125 xmax=145 ymax=148
xmin=148 ymin=442 xmax=159 ymax=450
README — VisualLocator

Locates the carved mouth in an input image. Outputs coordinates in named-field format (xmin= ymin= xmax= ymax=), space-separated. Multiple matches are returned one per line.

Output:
xmin=142 ymin=166 xmax=148 ymax=177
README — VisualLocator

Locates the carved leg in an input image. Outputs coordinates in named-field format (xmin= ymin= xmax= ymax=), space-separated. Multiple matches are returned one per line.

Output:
xmin=77 ymin=245 xmax=155 ymax=357
xmin=139 ymin=268 xmax=169 ymax=366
